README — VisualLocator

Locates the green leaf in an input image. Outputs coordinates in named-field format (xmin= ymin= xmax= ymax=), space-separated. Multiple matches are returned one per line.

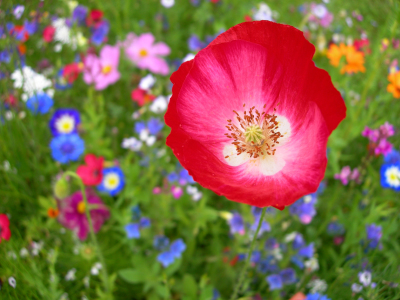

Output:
xmin=182 ymin=274 xmax=198 ymax=299
xmin=154 ymin=284 xmax=170 ymax=299
xmin=118 ymin=269 xmax=146 ymax=284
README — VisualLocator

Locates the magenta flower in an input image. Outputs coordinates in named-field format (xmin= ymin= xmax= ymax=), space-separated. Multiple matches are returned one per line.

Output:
xmin=125 ymin=33 xmax=170 ymax=75
xmin=58 ymin=189 xmax=110 ymax=241
xmin=334 ymin=166 xmax=361 ymax=185
xmin=375 ymin=139 xmax=393 ymax=156
xmin=83 ymin=45 xmax=120 ymax=90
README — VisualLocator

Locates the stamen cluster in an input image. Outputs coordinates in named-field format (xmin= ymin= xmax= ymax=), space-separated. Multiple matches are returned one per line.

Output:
xmin=225 ymin=104 xmax=283 ymax=159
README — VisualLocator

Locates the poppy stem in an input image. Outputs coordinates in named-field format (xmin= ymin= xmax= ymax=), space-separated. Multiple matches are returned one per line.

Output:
xmin=229 ymin=207 xmax=267 ymax=300
xmin=63 ymin=171 xmax=112 ymax=298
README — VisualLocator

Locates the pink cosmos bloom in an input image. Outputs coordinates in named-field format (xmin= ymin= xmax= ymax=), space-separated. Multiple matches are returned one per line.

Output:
xmin=58 ymin=189 xmax=110 ymax=241
xmin=83 ymin=45 xmax=120 ymax=90
xmin=125 ymin=33 xmax=170 ymax=75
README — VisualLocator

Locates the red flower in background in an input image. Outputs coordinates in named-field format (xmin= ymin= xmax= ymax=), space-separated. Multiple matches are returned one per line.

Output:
xmin=131 ymin=88 xmax=156 ymax=106
xmin=63 ymin=62 xmax=83 ymax=84
xmin=77 ymin=154 xmax=104 ymax=186
xmin=0 ymin=214 xmax=11 ymax=243
xmin=86 ymin=9 xmax=103 ymax=27
xmin=165 ymin=21 xmax=346 ymax=209
xmin=43 ymin=26 xmax=55 ymax=42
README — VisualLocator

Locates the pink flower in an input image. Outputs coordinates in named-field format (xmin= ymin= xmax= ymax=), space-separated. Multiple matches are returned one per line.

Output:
xmin=83 ymin=45 xmax=120 ymax=90
xmin=171 ymin=185 xmax=183 ymax=199
xmin=58 ymin=189 xmax=109 ymax=240
xmin=131 ymin=88 xmax=156 ymax=106
xmin=125 ymin=33 xmax=170 ymax=75
xmin=335 ymin=166 xmax=361 ymax=185
xmin=379 ymin=122 xmax=395 ymax=138
xmin=375 ymin=138 xmax=393 ymax=156
xmin=43 ymin=26 xmax=55 ymax=42
xmin=309 ymin=3 xmax=333 ymax=28
xmin=362 ymin=126 xmax=379 ymax=142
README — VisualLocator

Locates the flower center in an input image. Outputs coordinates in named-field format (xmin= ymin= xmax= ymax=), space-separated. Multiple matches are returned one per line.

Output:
xmin=61 ymin=142 xmax=75 ymax=154
xmin=56 ymin=115 xmax=75 ymax=134
xmin=104 ymin=173 xmax=120 ymax=190
xmin=139 ymin=49 xmax=148 ymax=57
xmin=102 ymin=65 xmax=112 ymax=74
xmin=225 ymin=104 xmax=283 ymax=159
xmin=77 ymin=201 xmax=86 ymax=214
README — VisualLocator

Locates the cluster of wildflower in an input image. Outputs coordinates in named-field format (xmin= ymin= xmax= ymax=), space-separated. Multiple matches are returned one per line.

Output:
xmin=351 ymin=270 xmax=376 ymax=294
xmin=289 ymin=193 xmax=317 ymax=224
xmin=124 ymin=206 xmax=151 ymax=239
xmin=334 ymin=166 xmax=361 ymax=185
xmin=301 ymin=3 xmax=333 ymax=28
xmin=364 ymin=224 xmax=382 ymax=250
xmin=362 ymin=122 xmax=395 ymax=156
xmin=327 ymin=42 xmax=366 ymax=74
xmin=326 ymin=221 xmax=346 ymax=245
xmin=224 ymin=207 xmax=270 ymax=236
xmin=154 ymin=236 xmax=186 ymax=267
xmin=380 ymin=148 xmax=400 ymax=191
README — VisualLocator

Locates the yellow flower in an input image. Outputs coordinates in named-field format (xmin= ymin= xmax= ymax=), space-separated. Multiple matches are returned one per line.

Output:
xmin=387 ymin=71 xmax=400 ymax=98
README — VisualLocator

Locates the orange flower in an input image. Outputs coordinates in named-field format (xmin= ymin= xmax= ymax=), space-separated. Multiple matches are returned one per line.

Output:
xmin=387 ymin=71 xmax=400 ymax=98
xmin=289 ymin=292 xmax=306 ymax=300
xmin=47 ymin=208 xmax=59 ymax=218
xmin=327 ymin=43 xmax=366 ymax=74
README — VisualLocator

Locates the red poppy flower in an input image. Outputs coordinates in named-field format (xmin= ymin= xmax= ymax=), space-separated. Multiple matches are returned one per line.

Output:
xmin=131 ymin=88 xmax=156 ymax=106
xmin=77 ymin=154 xmax=104 ymax=186
xmin=0 ymin=214 xmax=11 ymax=243
xmin=165 ymin=21 xmax=346 ymax=209
xmin=86 ymin=9 xmax=103 ymax=27
xmin=43 ymin=26 xmax=56 ymax=42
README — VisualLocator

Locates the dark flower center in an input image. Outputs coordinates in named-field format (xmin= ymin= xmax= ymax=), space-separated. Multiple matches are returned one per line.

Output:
xmin=61 ymin=142 xmax=75 ymax=154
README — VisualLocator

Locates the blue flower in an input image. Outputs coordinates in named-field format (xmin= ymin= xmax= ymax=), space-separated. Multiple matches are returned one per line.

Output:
xmin=125 ymin=223 xmax=140 ymax=239
xmin=266 ymin=274 xmax=282 ymax=290
xmin=49 ymin=108 xmax=81 ymax=136
xmin=228 ymin=212 xmax=245 ymax=235
xmin=306 ymin=293 xmax=331 ymax=300
xmin=91 ymin=20 xmax=109 ymax=45
xmin=170 ymin=239 xmax=186 ymax=258
xmin=157 ymin=251 xmax=175 ymax=267
xmin=289 ymin=194 xmax=317 ymax=224
xmin=280 ymin=268 xmax=296 ymax=284
xmin=188 ymin=34 xmax=205 ymax=51
xmin=50 ymin=134 xmax=84 ymax=164
xmin=55 ymin=68 xmax=72 ymax=90
xmin=24 ymin=20 xmax=38 ymax=35
xmin=384 ymin=149 xmax=400 ymax=164
xmin=134 ymin=121 xmax=147 ymax=134
xmin=98 ymin=167 xmax=125 ymax=196
xmin=258 ymin=256 xmax=279 ymax=273
xmin=131 ymin=205 xmax=141 ymax=221
xmin=292 ymin=233 xmax=305 ymax=249
xmin=265 ymin=238 xmax=279 ymax=250
xmin=153 ymin=235 xmax=169 ymax=251
xmin=26 ymin=93 xmax=53 ymax=114
xmin=0 ymin=50 xmax=10 ymax=63
xmin=167 ymin=172 xmax=179 ymax=182
xmin=298 ymin=243 xmax=314 ymax=258
xmin=327 ymin=221 xmax=345 ymax=236
xmin=380 ymin=163 xmax=400 ymax=191
xmin=290 ymin=255 xmax=305 ymax=269
xmin=147 ymin=118 xmax=163 ymax=135
xmin=139 ymin=217 xmax=151 ymax=228
xmin=178 ymin=169 xmax=195 ymax=185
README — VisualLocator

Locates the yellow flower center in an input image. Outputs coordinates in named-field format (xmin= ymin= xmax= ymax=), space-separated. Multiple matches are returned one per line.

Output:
xmin=245 ymin=124 xmax=265 ymax=144
xmin=77 ymin=201 xmax=86 ymax=214
xmin=139 ymin=49 xmax=148 ymax=57
xmin=102 ymin=65 xmax=112 ymax=74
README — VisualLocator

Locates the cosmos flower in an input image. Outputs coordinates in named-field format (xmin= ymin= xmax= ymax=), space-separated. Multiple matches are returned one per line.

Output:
xmin=165 ymin=21 xmax=345 ymax=208
xmin=49 ymin=108 xmax=81 ymax=136
xmin=125 ymin=33 xmax=170 ymax=75
xmin=97 ymin=166 xmax=125 ymax=196
xmin=0 ymin=214 xmax=11 ymax=243
xmin=58 ymin=189 xmax=110 ymax=241
xmin=327 ymin=43 xmax=365 ymax=74
xmin=77 ymin=154 xmax=104 ymax=186
xmin=83 ymin=45 xmax=120 ymax=90
xmin=387 ymin=70 xmax=400 ymax=98
xmin=26 ymin=93 xmax=54 ymax=114
xmin=50 ymin=134 xmax=85 ymax=164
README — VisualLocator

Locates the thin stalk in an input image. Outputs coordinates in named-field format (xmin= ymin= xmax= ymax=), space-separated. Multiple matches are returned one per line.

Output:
xmin=63 ymin=171 xmax=112 ymax=297
xmin=229 ymin=207 xmax=267 ymax=300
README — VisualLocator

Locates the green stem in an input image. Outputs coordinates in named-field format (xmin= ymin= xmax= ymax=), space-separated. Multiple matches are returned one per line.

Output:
xmin=63 ymin=171 xmax=112 ymax=297
xmin=229 ymin=207 xmax=267 ymax=300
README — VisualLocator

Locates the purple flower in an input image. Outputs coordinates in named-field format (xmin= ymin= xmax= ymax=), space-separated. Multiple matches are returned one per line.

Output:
xmin=292 ymin=233 xmax=305 ymax=249
xmin=384 ymin=149 xmax=400 ymax=164
xmin=375 ymin=139 xmax=393 ymax=156
xmin=266 ymin=274 xmax=282 ymax=290
xmin=49 ymin=108 xmax=81 ymax=136
xmin=58 ymin=189 xmax=110 ymax=241
xmin=379 ymin=122 xmax=395 ymax=138
xmin=327 ymin=221 xmax=345 ymax=236
xmin=289 ymin=194 xmax=317 ymax=224
xmin=170 ymin=239 xmax=186 ymax=258
xmin=157 ymin=251 xmax=175 ymax=267
xmin=72 ymin=5 xmax=88 ymax=25
xmin=362 ymin=126 xmax=379 ymax=143
xmin=178 ymin=169 xmax=195 ymax=185
xmin=134 ymin=121 xmax=147 ymax=134
xmin=366 ymin=224 xmax=382 ymax=249
xmin=125 ymin=33 xmax=170 ymax=75
xmin=291 ymin=255 xmax=305 ymax=269
xmin=258 ymin=256 xmax=279 ymax=273
xmin=24 ymin=20 xmax=38 ymax=35
xmin=156 ymin=238 xmax=186 ymax=267
xmin=188 ymin=34 xmax=205 ymax=51
xmin=147 ymin=118 xmax=164 ymax=135
xmin=265 ymin=238 xmax=279 ymax=250
xmin=280 ymin=268 xmax=296 ymax=284
xmin=298 ymin=243 xmax=314 ymax=258
xmin=306 ymin=293 xmax=331 ymax=300
xmin=139 ymin=217 xmax=151 ymax=228
xmin=83 ymin=45 xmax=120 ymax=90
xmin=153 ymin=235 xmax=169 ymax=251
xmin=91 ymin=20 xmax=109 ymax=45
xmin=228 ymin=212 xmax=245 ymax=235
xmin=335 ymin=166 xmax=361 ymax=185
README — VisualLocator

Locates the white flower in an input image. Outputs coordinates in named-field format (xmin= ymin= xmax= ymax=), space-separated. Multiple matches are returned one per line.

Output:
xmin=20 ymin=248 xmax=29 ymax=258
xmin=192 ymin=191 xmax=202 ymax=201
xmin=284 ymin=232 xmax=298 ymax=243
xmin=7 ymin=251 xmax=17 ymax=260
xmin=156 ymin=148 xmax=166 ymax=158
xmin=54 ymin=43 xmax=63 ymax=52
xmin=52 ymin=18 xmax=74 ymax=46
xmin=161 ymin=0 xmax=175 ymax=8
xmin=8 ymin=277 xmax=16 ymax=288
xmin=31 ymin=241 xmax=44 ymax=256
xmin=253 ymin=3 xmax=273 ymax=21
xmin=5 ymin=111 xmax=14 ymax=120
xmin=146 ymin=135 xmax=156 ymax=146
xmin=346 ymin=17 xmax=353 ymax=27
xmin=13 ymin=6 xmax=24 ymax=19
xmin=65 ymin=268 xmax=76 ymax=281
xmin=312 ymin=4 xmax=328 ymax=18
xmin=358 ymin=271 xmax=372 ymax=287
xmin=307 ymin=279 xmax=328 ymax=294
xmin=91 ymin=262 xmax=102 ymax=275
xmin=182 ymin=53 xmax=195 ymax=63
xmin=139 ymin=74 xmax=156 ymax=90
xmin=122 ymin=137 xmax=142 ymax=151
xmin=352 ymin=283 xmax=363 ymax=293
xmin=11 ymin=66 xmax=52 ymax=101
xmin=305 ymin=257 xmax=319 ymax=271
xmin=271 ymin=248 xmax=283 ymax=261
xmin=150 ymin=96 xmax=168 ymax=113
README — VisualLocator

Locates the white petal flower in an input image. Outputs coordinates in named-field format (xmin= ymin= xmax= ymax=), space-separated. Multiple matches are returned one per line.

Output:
xmin=305 ymin=257 xmax=319 ymax=271
xmin=65 ymin=268 xmax=77 ymax=281
xmin=161 ymin=0 xmax=175 ymax=8
xmin=359 ymin=271 xmax=372 ymax=287
xmin=146 ymin=135 xmax=156 ymax=146
xmin=139 ymin=74 xmax=156 ymax=90
xmin=8 ymin=277 xmax=16 ymax=288
xmin=150 ymin=96 xmax=168 ymax=113
xmin=122 ymin=137 xmax=142 ymax=151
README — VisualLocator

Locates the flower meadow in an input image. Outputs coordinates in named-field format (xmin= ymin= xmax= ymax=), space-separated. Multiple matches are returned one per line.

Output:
xmin=1 ymin=0 xmax=400 ymax=299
